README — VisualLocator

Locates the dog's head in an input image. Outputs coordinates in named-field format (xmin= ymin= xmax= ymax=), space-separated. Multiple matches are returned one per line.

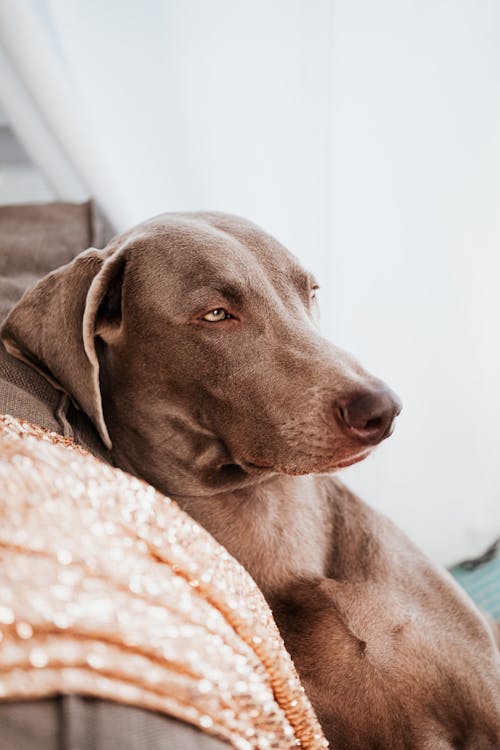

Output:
xmin=1 ymin=212 xmax=401 ymax=496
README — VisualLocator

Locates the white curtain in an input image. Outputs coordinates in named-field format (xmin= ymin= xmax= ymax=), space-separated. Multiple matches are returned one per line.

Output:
xmin=1 ymin=0 xmax=499 ymax=566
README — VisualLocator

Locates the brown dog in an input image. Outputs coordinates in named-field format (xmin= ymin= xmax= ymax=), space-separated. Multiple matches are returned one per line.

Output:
xmin=2 ymin=212 xmax=500 ymax=748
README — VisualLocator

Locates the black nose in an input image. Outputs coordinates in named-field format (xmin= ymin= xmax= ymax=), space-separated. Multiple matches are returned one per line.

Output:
xmin=336 ymin=388 xmax=402 ymax=446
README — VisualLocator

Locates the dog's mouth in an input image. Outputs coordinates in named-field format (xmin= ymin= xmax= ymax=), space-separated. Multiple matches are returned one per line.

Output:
xmin=239 ymin=448 xmax=372 ymax=476
xmin=241 ymin=459 xmax=276 ymax=474
xmin=330 ymin=449 xmax=372 ymax=470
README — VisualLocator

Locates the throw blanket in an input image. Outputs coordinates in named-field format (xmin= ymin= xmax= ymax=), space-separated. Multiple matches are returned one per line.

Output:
xmin=0 ymin=415 xmax=327 ymax=750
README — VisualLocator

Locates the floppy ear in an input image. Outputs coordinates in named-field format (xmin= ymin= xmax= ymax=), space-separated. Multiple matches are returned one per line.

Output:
xmin=0 ymin=246 xmax=127 ymax=450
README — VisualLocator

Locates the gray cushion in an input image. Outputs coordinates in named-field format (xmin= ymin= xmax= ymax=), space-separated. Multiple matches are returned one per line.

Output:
xmin=0 ymin=201 xmax=113 ymax=321
xmin=0 ymin=698 xmax=228 ymax=750
xmin=0 ymin=201 xmax=113 ymax=459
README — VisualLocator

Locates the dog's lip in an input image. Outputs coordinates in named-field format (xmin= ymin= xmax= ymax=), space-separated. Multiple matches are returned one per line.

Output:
xmin=241 ymin=459 xmax=275 ymax=473
xmin=239 ymin=448 xmax=372 ymax=474
xmin=331 ymin=449 xmax=372 ymax=470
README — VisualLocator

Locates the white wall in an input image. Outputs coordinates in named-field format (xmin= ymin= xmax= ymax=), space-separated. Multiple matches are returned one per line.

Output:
xmin=47 ymin=0 xmax=332 ymax=281
xmin=328 ymin=0 xmax=500 ymax=564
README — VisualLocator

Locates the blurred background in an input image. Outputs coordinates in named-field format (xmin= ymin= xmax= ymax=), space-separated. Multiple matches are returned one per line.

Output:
xmin=0 ymin=0 xmax=499 ymax=567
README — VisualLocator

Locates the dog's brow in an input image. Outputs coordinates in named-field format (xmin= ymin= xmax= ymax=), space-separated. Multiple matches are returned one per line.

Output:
xmin=193 ymin=283 xmax=244 ymax=305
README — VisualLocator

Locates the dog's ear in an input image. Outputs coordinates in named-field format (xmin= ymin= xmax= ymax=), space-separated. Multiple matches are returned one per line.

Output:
xmin=0 ymin=246 xmax=128 ymax=449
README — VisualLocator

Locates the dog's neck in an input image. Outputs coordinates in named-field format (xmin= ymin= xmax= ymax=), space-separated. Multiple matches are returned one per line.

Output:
xmin=104 ymin=392 xmax=333 ymax=591
xmin=169 ymin=473 xmax=333 ymax=594
xmin=105 ymin=406 xmax=335 ymax=591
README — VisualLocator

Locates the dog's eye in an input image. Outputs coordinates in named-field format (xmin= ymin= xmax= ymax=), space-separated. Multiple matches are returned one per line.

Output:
xmin=310 ymin=286 xmax=319 ymax=301
xmin=202 ymin=308 xmax=232 ymax=322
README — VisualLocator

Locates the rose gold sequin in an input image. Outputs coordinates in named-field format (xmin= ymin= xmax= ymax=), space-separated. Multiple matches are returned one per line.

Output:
xmin=0 ymin=414 xmax=327 ymax=749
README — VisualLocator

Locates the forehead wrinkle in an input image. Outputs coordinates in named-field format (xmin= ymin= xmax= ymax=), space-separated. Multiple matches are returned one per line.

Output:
xmin=237 ymin=239 xmax=311 ymax=298
xmin=184 ymin=282 xmax=245 ymax=306
xmin=190 ymin=259 xmax=309 ymax=313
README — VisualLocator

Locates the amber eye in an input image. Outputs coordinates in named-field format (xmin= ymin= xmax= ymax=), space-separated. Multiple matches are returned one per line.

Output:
xmin=201 ymin=308 xmax=231 ymax=322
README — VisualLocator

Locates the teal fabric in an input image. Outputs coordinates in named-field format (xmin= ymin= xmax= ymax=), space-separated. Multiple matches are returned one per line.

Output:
xmin=450 ymin=540 xmax=500 ymax=619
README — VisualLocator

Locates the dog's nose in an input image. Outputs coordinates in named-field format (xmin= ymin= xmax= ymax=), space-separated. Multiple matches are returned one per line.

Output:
xmin=336 ymin=388 xmax=402 ymax=446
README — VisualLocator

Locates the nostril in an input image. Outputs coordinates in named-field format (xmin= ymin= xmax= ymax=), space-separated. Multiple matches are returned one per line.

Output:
xmin=337 ymin=405 xmax=382 ymax=433
xmin=338 ymin=403 xmax=348 ymax=425
xmin=365 ymin=416 xmax=383 ymax=431
xmin=336 ymin=388 xmax=401 ymax=446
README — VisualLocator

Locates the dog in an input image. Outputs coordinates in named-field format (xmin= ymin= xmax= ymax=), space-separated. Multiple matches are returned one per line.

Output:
xmin=2 ymin=212 xmax=500 ymax=748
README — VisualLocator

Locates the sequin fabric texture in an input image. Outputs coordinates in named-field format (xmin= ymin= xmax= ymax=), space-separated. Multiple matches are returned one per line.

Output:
xmin=0 ymin=415 xmax=327 ymax=749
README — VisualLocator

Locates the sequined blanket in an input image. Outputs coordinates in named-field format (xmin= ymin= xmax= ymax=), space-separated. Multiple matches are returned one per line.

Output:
xmin=0 ymin=415 xmax=327 ymax=750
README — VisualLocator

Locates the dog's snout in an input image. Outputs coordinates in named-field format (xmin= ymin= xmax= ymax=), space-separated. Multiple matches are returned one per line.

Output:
xmin=336 ymin=388 xmax=402 ymax=446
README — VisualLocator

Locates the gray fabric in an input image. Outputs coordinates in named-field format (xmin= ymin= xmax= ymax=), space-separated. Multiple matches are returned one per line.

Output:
xmin=0 ymin=700 xmax=59 ymax=749
xmin=0 ymin=201 xmax=112 ymax=321
xmin=0 ymin=200 xmax=113 ymax=460
xmin=0 ymin=698 xmax=229 ymax=750
xmin=0 ymin=345 xmax=62 ymax=433
xmin=0 ymin=202 xmax=230 ymax=749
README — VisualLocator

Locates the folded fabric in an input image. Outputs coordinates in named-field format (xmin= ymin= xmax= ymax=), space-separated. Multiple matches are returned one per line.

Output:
xmin=0 ymin=414 xmax=327 ymax=750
